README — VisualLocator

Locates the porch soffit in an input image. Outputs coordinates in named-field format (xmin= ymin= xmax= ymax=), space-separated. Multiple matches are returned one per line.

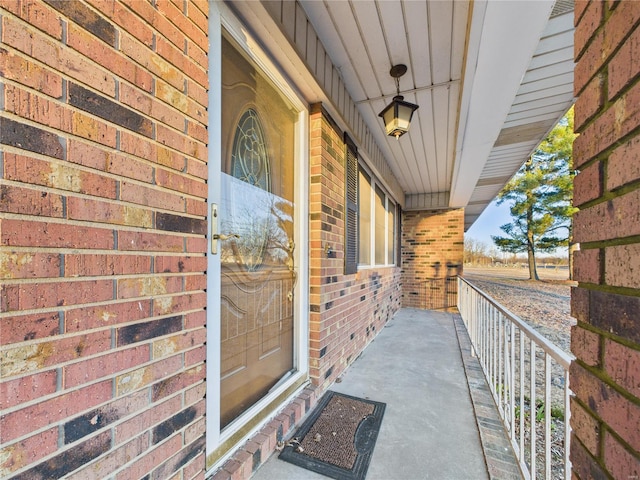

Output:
xmin=299 ymin=0 xmax=575 ymax=226
xmin=464 ymin=7 xmax=575 ymax=230
xmin=229 ymin=1 xmax=574 ymax=225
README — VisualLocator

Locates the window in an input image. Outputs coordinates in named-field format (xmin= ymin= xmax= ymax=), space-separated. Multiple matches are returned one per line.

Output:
xmin=359 ymin=170 xmax=371 ymax=265
xmin=344 ymin=135 xmax=398 ymax=270
xmin=360 ymin=173 xmax=396 ymax=267
xmin=387 ymin=200 xmax=396 ymax=264
xmin=374 ymin=185 xmax=386 ymax=265
xmin=231 ymin=109 xmax=270 ymax=190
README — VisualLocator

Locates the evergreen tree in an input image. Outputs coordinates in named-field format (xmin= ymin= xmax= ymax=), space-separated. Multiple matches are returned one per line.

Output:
xmin=492 ymin=108 xmax=577 ymax=280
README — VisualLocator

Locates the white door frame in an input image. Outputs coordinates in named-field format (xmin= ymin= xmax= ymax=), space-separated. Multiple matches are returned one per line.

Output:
xmin=206 ymin=0 xmax=309 ymax=468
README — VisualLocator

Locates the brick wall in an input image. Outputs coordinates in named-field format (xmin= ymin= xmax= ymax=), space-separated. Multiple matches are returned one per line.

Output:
xmin=308 ymin=106 xmax=402 ymax=389
xmin=401 ymin=209 xmax=464 ymax=310
xmin=571 ymin=1 xmax=640 ymax=478
xmin=0 ymin=1 xmax=208 ymax=478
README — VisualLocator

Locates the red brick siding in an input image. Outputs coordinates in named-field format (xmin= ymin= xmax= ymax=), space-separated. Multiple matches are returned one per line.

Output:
xmin=212 ymin=386 xmax=319 ymax=480
xmin=571 ymin=1 xmax=640 ymax=477
xmin=401 ymin=209 xmax=464 ymax=309
xmin=308 ymin=107 xmax=402 ymax=389
xmin=0 ymin=1 xmax=208 ymax=478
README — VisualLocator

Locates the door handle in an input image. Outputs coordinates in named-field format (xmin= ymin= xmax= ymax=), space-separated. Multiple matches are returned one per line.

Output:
xmin=211 ymin=203 xmax=242 ymax=254
xmin=213 ymin=233 xmax=240 ymax=241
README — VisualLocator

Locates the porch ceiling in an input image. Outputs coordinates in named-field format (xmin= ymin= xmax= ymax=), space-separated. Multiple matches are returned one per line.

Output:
xmin=300 ymin=0 xmax=575 ymax=230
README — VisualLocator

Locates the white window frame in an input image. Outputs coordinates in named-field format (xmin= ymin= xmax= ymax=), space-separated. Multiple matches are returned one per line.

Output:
xmin=357 ymin=163 xmax=398 ymax=269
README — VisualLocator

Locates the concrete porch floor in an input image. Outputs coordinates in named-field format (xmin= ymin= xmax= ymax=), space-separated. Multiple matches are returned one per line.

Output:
xmin=251 ymin=308 xmax=522 ymax=480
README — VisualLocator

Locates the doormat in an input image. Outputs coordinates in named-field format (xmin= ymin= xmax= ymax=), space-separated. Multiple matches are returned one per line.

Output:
xmin=278 ymin=391 xmax=386 ymax=480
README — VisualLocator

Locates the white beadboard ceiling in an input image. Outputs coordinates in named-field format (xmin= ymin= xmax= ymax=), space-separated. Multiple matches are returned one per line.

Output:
xmin=300 ymin=0 xmax=575 ymax=230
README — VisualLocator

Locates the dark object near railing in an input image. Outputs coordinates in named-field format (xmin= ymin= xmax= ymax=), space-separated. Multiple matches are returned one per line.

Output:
xmin=423 ymin=276 xmax=458 ymax=310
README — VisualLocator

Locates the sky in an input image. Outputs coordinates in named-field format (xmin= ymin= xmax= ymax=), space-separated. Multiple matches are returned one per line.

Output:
xmin=466 ymin=199 xmax=568 ymax=258
xmin=465 ymin=200 xmax=512 ymax=249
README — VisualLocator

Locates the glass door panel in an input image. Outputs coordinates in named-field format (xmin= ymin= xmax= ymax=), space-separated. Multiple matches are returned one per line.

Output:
xmin=219 ymin=35 xmax=297 ymax=429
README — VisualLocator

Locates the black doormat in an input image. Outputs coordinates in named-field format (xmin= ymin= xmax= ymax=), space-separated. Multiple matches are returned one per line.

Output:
xmin=278 ymin=391 xmax=386 ymax=480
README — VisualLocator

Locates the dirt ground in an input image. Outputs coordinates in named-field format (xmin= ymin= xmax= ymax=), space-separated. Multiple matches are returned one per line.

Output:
xmin=462 ymin=265 xmax=576 ymax=354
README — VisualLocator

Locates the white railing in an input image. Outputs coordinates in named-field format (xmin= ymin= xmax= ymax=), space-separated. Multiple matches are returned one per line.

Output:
xmin=457 ymin=277 xmax=573 ymax=480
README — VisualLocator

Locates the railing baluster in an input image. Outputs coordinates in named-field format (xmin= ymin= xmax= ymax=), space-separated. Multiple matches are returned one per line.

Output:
xmin=510 ymin=320 xmax=515 ymax=437
xmin=486 ymin=300 xmax=495 ymax=382
xmin=470 ymin=288 xmax=474 ymax=345
xmin=471 ymin=292 xmax=475 ymax=347
xmin=545 ymin=353 xmax=551 ymax=480
xmin=480 ymin=294 xmax=487 ymax=362
xmin=530 ymin=339 xmax=536 ymax=479
xmin=479 ymin=293 xmax=484 ymax=361
xmin=498 ymin=312 xmax=503 ymax=415
xmin=504 ymin=316 xmax=509 ymax=419
xmin=502 ymin=317 xmax=508 ymax=425
xmin=519 ymin=328 xmax=525 ymax=465
xmin=475 ymin=293 xmax=479 ymax=351
xmin=491 ymin=305 xmax=497 ymax=395
xmin=484 ymin=299 xmax=488 ymax=377
xmin=564 ymin=369 xmax=571 ymax=480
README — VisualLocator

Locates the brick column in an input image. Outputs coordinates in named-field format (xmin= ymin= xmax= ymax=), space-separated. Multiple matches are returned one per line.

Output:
xmin=401 ymin=209 xmax=464 ymax=309
xmin=571 ymin=1 xmax=640 ymax=477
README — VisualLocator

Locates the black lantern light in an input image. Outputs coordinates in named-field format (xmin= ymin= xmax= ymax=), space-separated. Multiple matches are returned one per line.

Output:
xmin=378 ymin=64 xmax=419 ymax=139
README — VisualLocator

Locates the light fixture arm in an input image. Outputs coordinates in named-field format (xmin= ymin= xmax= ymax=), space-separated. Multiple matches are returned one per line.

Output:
xmin=390 ymin=63 xmax=407 ymax=99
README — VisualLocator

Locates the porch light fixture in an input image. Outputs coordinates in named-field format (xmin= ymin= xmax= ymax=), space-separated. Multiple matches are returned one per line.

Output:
xmin=378 ymin=64 xmax=419 ymax=139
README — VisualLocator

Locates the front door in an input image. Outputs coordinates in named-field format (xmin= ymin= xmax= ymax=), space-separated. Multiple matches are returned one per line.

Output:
xmin=218 ymin=35 xmax=298 ymax=429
